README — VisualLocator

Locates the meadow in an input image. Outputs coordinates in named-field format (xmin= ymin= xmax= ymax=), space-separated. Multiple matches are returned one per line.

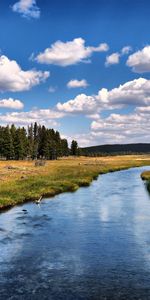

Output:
xmin=0 ymin=155 xmax=150 ymax=210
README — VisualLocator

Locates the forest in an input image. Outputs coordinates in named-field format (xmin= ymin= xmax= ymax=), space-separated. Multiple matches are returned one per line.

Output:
xmin=82 ymin=143 xmax=150 ymax=156
xmin=0 ymin=123 xmax=79 ymax=160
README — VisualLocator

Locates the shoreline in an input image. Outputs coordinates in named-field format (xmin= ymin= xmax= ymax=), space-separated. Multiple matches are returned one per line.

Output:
xmin=1 ymin=156 xmax=150 ymax=212
xmin=0 ymin=165 xmax=127 ymax=212
xmin=141 ymin=170 xmax=150 ymax=193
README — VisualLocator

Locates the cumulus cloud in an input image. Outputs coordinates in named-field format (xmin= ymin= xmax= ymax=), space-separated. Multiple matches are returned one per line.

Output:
xmin=57 ymin=94 xmax=97 ymax=114
xmin=0 ymin=108 xmax=64 ymax=126
xmin=127 ymin=45 xmax=150 ymax=73
xmin=64 ymin=106 xmax=150 ymax=146
xmin=12 ymin=0 xmax=40 ymax=19
xmin=0 ymin=55 xmax=49 ymax=92
xmin=105 ymin=52 xmax=120 ymax=66
xmin=91 ymin=113 xmax=140 ymax=132
xmin=98 ymin=77 xmax=150 ymax=106
xmin=105 ymin=45 xmax=132 ymax=67
xmin=57 ymin=77 xmax=150 ymax=116
xmin=35 ymin=38 xmax=109 ymax=66
xmin=67 ymin=79 xmax=89 ymax=89
xmin=90 ymin=110 xmax=150 ymax=144
xmin=0 ymin=98 xmax=24 ymax=109
xmin=56 ymin=76 xmax=150 ymax=145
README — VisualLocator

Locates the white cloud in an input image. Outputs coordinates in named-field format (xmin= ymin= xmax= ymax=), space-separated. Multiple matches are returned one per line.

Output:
xmin=0 ymin=98 xmax=24 ymax=109
xmin=0 ymin=108 xmax=64 ymax=126
xmin=127 ymin=45 xmax=150 ymax=73
xmin=0 ymin=55 xmax=49 ymax=92
xmin=105 ymin=52 xmax=120 ymax=66
xmin=57 ymin=94 xmax=98 ymax=114
xmin=136 ymin=106 xmax=150 ymax=114
xmin=86 ymin=113 xmax=100 ymax=120
xmin=12 ymin=0 xmax=40 ymax=19
xmin=56 ymin=76 xmax=150 ymax=145
xmin=57 ymin=78 xmax=150 ymax=116
xmin=98 ymin=77 xmax=150 ymax=106
xmin=91 ymin=113 xmax=141 ymax=132
xmin=67 ymin=79 xmax=89 ymax=89
xmin=91 ymin=43 xmax=109 ymax=52
xmin=63 ymin=105 xmax=150 ymax=146
xmin=90 ymin=110 xmax=150 ymax=144
xmin=105 ymin=45 xmax=132 ymax=67
xmin=121 ymin=46 xmax=132 ymax=55
xmin=35 ymin=38 xmax=109 ymax=66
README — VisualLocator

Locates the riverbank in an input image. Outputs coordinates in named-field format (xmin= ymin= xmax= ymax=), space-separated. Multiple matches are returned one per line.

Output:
xmin=141 ymin=169 xmax=150 ymax=193
xmin=1 ymin=155 xmax=150 ymax=211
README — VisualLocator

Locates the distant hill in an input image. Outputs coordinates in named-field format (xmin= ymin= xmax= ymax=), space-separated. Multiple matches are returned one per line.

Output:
xmin=81 ymin=143 xmax=150 ymax=156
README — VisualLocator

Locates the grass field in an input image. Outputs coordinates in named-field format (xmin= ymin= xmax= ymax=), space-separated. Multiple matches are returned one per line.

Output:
xmin=0 ymin=155 xmax=150 ymax=210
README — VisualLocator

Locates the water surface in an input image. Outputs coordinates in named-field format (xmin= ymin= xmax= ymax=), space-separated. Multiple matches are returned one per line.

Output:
xmin=1 ymin=167 xmax=150 ymax=299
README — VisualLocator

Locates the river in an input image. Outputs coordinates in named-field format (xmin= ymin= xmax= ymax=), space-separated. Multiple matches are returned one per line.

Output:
xmin=1 ymin=167 xmax=150 ymax=299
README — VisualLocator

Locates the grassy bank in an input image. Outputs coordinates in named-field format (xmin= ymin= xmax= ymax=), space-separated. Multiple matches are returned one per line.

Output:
xmin=141 ymin=169 xmax=150 ymax=193
xmin=0 ymin=155 xmax=150 ymax=210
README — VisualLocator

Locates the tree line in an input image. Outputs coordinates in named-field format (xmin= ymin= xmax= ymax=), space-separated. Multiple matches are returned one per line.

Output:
xmin=0 ymin=123 xmax=79 ymax=160
xmin=82 ymin=143 xmax=150 ymax=156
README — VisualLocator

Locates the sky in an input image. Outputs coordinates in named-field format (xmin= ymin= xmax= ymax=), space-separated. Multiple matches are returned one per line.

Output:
xmin=0 ymin=0 xmax=150 ymax=146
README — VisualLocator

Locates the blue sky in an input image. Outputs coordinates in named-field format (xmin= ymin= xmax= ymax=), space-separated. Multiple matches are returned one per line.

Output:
xmin=0 ymin=0 xmax=150 ymax=146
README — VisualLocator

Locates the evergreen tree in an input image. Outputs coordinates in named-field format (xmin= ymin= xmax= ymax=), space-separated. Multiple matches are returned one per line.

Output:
xmin=3 ymin=126 xmax=14 ymax=159
xmin=33 ymin=122 xmax=39 ymax=159
xmin=0 ymin=123 xmax=71 ymax=160
xmin=0 ymin=126 xmax=5 ymax=158
xmin=61 ymin=139 xmax=69 ymax=156
xmin=14 ymin=128 xmax=27 ymax=160
xmin=55 ymin=131 xmax=62 ymax=158
xmin=71 ymin=140 xmax=78 ymax=156
xmin=38 ymin=125 xmax=47 ymax=158
xmin=27 ymin=124 xmax=34 ymax=158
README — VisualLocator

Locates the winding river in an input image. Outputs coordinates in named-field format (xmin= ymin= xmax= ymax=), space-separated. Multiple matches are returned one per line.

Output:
xmin=1 ymin=167 xmax=150 ymax=299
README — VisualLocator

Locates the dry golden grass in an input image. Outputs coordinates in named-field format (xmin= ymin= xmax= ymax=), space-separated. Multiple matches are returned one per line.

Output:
xmin=141 ymin=171 xmax=150 ymax=180
xmin=141 ymin=168 xmax=150 ymax=193
xmin=0 ymin=155 xmax=150 ymax=210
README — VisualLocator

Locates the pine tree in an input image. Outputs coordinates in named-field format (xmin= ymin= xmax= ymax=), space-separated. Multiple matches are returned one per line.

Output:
xmin=61 ymin=139 xmax=69 ymax=156
xmin=38 ymin=125 xmax=47 ymax=158
xmin=3 ymin=126 xmax=14 ymax=159
xmin=0 ymin=123 xmax=72 ymax=160
xmin=0 ymin=126 xmax=5 ymax=158
xmin=27 ymin=124 xmax=34 ymax=159
xmin=33 ymin=122 xmax=39 ymax=159
xmin=14 ymin=128 xmax=27 ymax=160
xmin=71 ymin=140 xmax=78 ymax=156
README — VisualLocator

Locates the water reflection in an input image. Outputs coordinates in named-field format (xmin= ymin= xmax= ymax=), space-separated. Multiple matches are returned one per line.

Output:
xmin=1 ymin=167 xmax=150 ymax=299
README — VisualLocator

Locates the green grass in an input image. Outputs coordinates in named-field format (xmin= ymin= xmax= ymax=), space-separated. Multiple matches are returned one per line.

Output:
xmin=0 ymin=155 xmax=150 ymax=210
